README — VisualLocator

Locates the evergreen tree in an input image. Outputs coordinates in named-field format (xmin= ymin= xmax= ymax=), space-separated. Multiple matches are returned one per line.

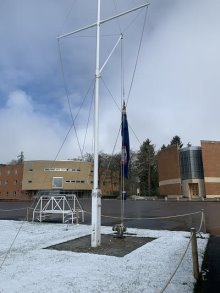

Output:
xmin=136 ymin=139 xmax=158 ymax=196
xmin=160 ymin=144 xmax=167 ymax=150
xmin=170 ymin=135 xmax=183 ymax=148
xmin=125 ymin=150 xmax=139 ymax=195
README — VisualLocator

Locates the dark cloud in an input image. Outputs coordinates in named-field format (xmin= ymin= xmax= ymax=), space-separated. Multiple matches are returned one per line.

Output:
xmin=0 ymin=0 xmax=220 ymax=162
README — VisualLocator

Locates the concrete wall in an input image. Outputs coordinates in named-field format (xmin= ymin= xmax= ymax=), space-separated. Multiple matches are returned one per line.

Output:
xmin=22 ymin=160 xmax=93 ymax=192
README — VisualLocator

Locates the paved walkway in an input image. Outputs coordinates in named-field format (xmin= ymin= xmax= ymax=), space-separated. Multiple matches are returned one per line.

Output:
xmin=199 ymin=236 xmax=220 ymax=292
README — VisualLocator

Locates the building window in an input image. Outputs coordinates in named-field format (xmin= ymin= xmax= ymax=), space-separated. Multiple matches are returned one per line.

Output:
xmin=5 ymin=180 xmax=8 ymax=185
xmin=28 ymin=169 xmax=33 ymax=171
xmin=52 ymin=177 xmax=63 ymax=189
xmin=7 ymin=170 xmax=10 ymax=175
xmin=28 ymin=180 xmax=32 ymax=183
xmin=180 ymin=147 xmax=204 ymax=180
xmin=44 ymin=168 xmax=80 ymax=172
xmin=65 ymin=180 xmax=85 ymax=184
xmin=15 ymin=169 xmax=18 ymax=175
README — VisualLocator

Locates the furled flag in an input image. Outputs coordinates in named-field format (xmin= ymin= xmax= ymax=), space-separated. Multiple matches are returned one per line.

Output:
xmin=121 ymin=101 xmax=130 ymax=178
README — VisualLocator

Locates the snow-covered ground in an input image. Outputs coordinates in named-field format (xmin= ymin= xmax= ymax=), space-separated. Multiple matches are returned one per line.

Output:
xmin=0 ymin=221 xmax=208 ymax=293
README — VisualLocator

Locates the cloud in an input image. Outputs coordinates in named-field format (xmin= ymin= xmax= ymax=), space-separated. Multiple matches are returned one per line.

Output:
xmin=86 ymin=0 xmax=220 ymax=152
xmin=1 ymin=0 xmax=220 ymax=162
xmin=6 ymin=90 xmax=33 ymax=112
xmin=127 ymin=0 xmax=220 ymax=148
xmin=0 ymin=90 xmax=64 ymax=162
xmin=0 ymin=89 xmax=96 ymax=163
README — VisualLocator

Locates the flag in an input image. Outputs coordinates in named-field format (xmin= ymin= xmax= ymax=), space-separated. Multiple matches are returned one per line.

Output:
xmin=121 ymin=101 xmax=130 ymax=178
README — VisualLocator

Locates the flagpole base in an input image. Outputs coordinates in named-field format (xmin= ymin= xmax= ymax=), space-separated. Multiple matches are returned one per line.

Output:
xmin=91 ymin=189 xmax=102 ymax=247
xmin=112 ymin=223 xmax=127 ymax=238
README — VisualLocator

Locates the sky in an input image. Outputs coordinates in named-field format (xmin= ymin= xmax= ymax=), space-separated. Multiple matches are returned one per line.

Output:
xmin=1 ymin=0 xmax=220 ymax=163
xmin=0 ymin=220 xmax=208 ymax=292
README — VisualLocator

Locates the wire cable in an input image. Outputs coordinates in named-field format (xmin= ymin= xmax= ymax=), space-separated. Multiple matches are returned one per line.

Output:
xmin=0 ymin=221 xmax=25 ymax=269
xmin=57 ymin=39 xmax=82 ymax=156
xmin=113 ymin=0 xmax=122 ymax=35
xmin=126 ymin=5 xmax=149 ymax=106
xmin=82 ymin=83 xmax=95 ymax=157
xmin=58 ymin=0 xmax=78 ymax=36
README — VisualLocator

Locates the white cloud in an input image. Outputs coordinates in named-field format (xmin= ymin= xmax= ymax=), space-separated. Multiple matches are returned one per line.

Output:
xmin=0 ymin=91 xmax=68 ymax=163
xmin=126 ymin=0 xmax=220 ymax=148
xmin=0 ymin=90 xmax=96 ymax=163
xmin=6 ymin=90 xmax=33 ymax=112
xmin=1 ymin=0 xmax=220 ymax=161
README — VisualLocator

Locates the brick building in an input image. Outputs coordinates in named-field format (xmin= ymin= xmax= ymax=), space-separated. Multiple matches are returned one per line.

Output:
xmin=201 ymin=140 xmax=220 ymax=198
xmin=158 ymin=140 xmax=220 ymax=199
xmin=0 ymin=163 xmax=30 ymax=200
xmin=157 ymin=145 xmax=181 ymax=197
xmin=0 ymin=160 xmax=120 ymax=200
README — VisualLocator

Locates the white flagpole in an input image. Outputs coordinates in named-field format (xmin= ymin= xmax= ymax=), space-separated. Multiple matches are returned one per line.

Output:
xmin=57 ymin=1 xmax=150 ymax=247
xmin=91 ymin=0 xmax=101 ymax=247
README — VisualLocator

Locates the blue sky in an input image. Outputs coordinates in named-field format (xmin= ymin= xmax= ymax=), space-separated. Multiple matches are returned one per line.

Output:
xmin=1 ymin=0 xmax=220 ymax=163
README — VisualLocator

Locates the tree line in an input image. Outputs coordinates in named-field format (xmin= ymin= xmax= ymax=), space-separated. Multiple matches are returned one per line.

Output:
xmin=85 ymin=135 xmax=186 ymax=197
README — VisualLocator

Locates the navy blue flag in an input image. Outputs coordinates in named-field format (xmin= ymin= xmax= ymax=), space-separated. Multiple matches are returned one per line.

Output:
xmin=121 ymin=101 xmax=130 ymax=178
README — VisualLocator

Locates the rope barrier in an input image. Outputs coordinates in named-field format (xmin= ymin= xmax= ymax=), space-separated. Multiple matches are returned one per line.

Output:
xmin=0 ymin=206 xmax=206 ymax=290
xmin=159 ymin=211 xmax=206 ymax=292
xmin=0 ymin=206 xmax=202 ymax=221
xmin=160 ymin=234 xmax=193 ymax=293
xmin=197 ymin=210 xmax=204 ymax=233
xmin=83 ymin=210 xmax=202 ymax=221
xmin=0 ymin=207 xmax=34 ymax=212
xmin=86 ymin=205 xmax=205 ymax=291
xmin=124 ymin=211 xmax=201 ymax=221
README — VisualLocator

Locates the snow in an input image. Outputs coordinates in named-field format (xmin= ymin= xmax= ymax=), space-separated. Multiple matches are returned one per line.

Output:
xmin=0 ymin=221 xmax=208 ymax=293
